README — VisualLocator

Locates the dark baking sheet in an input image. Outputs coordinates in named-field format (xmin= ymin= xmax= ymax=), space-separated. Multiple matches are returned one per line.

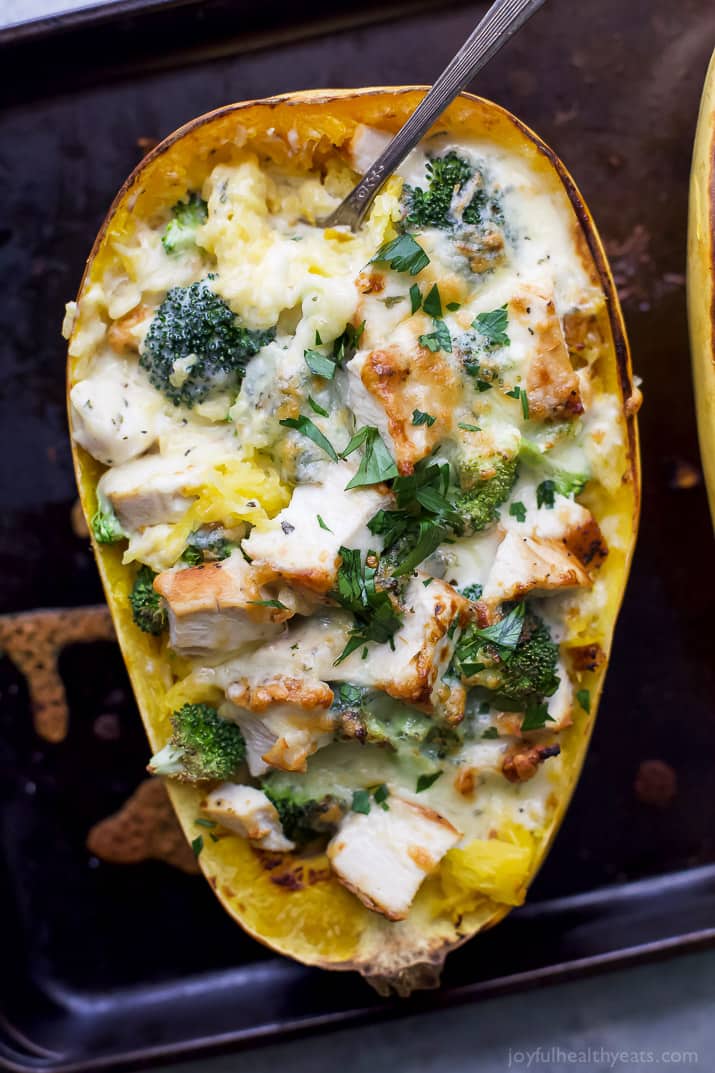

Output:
xmin=1 ymin=0 xmax=715 ymax=1069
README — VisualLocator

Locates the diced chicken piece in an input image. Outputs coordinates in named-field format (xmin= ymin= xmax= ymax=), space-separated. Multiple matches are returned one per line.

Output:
xmin=220 ymin=699 xmax=335 ymax=776
xmin=242 ymin=462 xmax=391 ymax=593
xmin=333 ymin=576 xmax=470 ymax=720
xmin=70 ymin=360 xmax=163 ymax=465
xmin=153 ymin=550 xmax=292 ymax=656
xmin=562 ymin=302 xmax=606 ymax=364
xmin=506 ymin=491 xmax=608 ymax=567
xmin=327 ymin=794 xmax=461 ymax=920
xmin=107 ymin=304 xmax=152 ymax=354
xmin=482 ymin=530 xmax=591 ymax=605
xmin=97 ymin=452 xmax=199 ymax=531
xmin=226 ymin=674 xmax=333 ymax=713
xmin=201 ymin=783 xmax=294 ymax=852
xmin=347 ymin=317 xmax=460 ymax=475
xmin=509 ymin=285 xmax=583 ymax=421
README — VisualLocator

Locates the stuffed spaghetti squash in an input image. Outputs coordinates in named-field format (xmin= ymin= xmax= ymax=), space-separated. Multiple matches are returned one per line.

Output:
xmin=66 ymin=89 xmax=640 ymax=988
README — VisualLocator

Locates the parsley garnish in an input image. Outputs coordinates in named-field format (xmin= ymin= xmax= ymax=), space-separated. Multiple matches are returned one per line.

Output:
xmin=351 ymin=789 xmax=371 ymax=814
xmin=521 ymin=701 xmax=555 ymax=732
xmin=391 ymin=518 xmax=444 ymax=577
xmin=416 ymin=771 xmax=443 ymax=792
xmin=373 ymin=783 xmax=390 ymax=810
xmin=472 ymin=305 xmax=509 ymax=347
xmin=317 ymin=515 xmax=332 ymax=532
xmin=332 ymin=321 xmax=365 ymax=365
xmin=469 ymin=603 xmax=525 ymax=654
xmin=307 ymin=395 xmax=329 ymax=417
xmin=342 ymin=426 xmax=398 ymax=488
xmin=576 ymin=688 xmax=591 ymax=713
xmin=446 ymin=301 xmax=461 ymax=312
xmin=248 ymin=599 xmax=288 ymax=610
xmin=191 ymin=835 xmax=204 ymax=857
xmin=332 ymin=547 xmax=403 ymax=664
xmin=458 ymin=422 xmax=481 ymax=432
xmin=506 ymin=385 xmax=530 ymax=419
xmin=380 ymin=295 xmax=404 ymax=308
xmin=304 ymin=348 xmax=336 ymax=380
xmin=412 ymin=409 xmax=436 ymax=427
xmin=194 ymin=818 xmax=217 ymax=829
xmin=482 ymin=727 xmax=499 ymax=739
xmin=536 ymin=479 xmax=556 ymax=509
xmin=422 ymin=283 xmax=443 ymax=319
xmin=279 ymin=416 xmax=339 ymax=461
xmin=509 ymin=501 xmax=527 ymax=522
xmin=419 ymin=319 xmax=452 ymax=353
xmin=409 ymin=283 xmax=422 ymax=314
xmin=371 ymin=234 xmax=430 ymax=275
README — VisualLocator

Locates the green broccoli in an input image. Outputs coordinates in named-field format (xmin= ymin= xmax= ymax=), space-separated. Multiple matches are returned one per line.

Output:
xmin=331 ymin=685 xmax=462 ymax=760
xmin=91 ymin=503 xmax=125 ymax=544
xmin=148 ymin=703 xmax=246 ymax=782
xmin=453 ymin=455 xmax=519 ymax=533
xmin=140 ymin=280 xmax=275 ymax=408
xmin=405 ymin=152 xmax=475 ymax=229
xmin=454 ymin=606 xmax=559 ymax=705
xmin=181 ymin=527 xmax=234 ymax=565
xmin=129 ymin=565 xmax=167 ymax=635
xmin=519 ymin=437 xmax=589 ymax=498
xmin=261 ymin=774 xmax=347 ymax=843
xmin=162 ymin=192 xmax=208 ymax=254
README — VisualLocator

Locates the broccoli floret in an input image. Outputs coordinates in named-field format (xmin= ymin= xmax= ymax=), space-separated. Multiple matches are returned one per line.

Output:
xmin=181 ymin=527 xmax=234 ymax=565
xmin=148 ymin=703 xmax=246 ymax=782
xmin=91 ymin=503 xmax=125 ymax=544
xmin=453 ymin=456 xmax=519 ymax=533
xmin=405 ymin=152 xmax=475 ymax=229
xmin=162 ymin=192 xmax=208 ymax=254
xmin=454 ymin=607 xmax=559 ymax=704
xmin=129 ymin=565 xmax=167 ymax=635
xmin=261 ymin=775 xmax=347 ymax=843
xmin=519 ymin=437 xmax=589 ymax=498
xmin=140 ymin=280 xmax=275 ymax=408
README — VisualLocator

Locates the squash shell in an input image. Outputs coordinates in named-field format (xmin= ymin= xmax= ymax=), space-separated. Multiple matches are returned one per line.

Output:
xmin=67 ymin=88 xmax=640 ymax=990
xmin=688 ymin=48 xmax=715 ymax=525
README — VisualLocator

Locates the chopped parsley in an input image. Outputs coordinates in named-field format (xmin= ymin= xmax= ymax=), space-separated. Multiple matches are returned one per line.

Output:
xmin=422 ymin=283 xmax=443 ymax=319
xmin=576 ymin=688 xmax=591 ymax=714
xmin=332 ymin=547 xmax=403 ymax=664
xmin=317 ymin=515 xmax=332 ymax=532
xmin=472 ymin=305 xmax=509 ymax=347
xmin=307 ymin=395 xmax=329 ymax=417
xmin=248 ymin=599 xmax=289 ymax=610
xmin=410 ymin=283 xmax=422 ymax=314
xmin=419 ymin=319 xmax=452 ymax=353
xmin=279 ymin=415 xmax=338 ymax=461
xmin=416 ymin=771 xmax=443 ymax=792
xmin=304 ymin=348 xmax=336 ymax=379
xmin=506 ymin=385 xmax=530 ymax=419
xmin=458 ymin=422 xmax=481 ymax=432
xmin=351 ymin=789 xmax=371 ymax=814
xmin=373 ymin=783 xmax=390 ymax=810
xmin=342 ymin=426 xmax=398 ymax=488
xmin=520 ymin=701 xmax=555 ymax=732
xmin=191 ymin=835 xmax=204 ymax=857
xmin=509 ymin=501 xmax=527 ymax=522
xmin=412 ymin=409 xmax=436 ymax=427
xmin=371 ymin=234 xmax=430 ymax=276
xmin=536 ymin=479 xmax=556 ymax=509
xmin=469 ymin=603 xmax=525 ymax=655
xmin=194 ymin=818 xmax=217 ymax=829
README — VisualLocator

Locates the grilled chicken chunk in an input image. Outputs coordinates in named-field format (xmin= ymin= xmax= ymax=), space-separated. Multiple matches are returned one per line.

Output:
xmin=70 ymin=359 xmax=163 ymax=465
xmin=242 ymin=463 xmax=391 ymax=593
xmin=153 ymin=550 xmax=292 ymax=656
xmin=220 ymin=699 xmax=335 ymax=776
xmin=201 ymin=784 xmax=294 ymax=851
xmin=327 ymin=794 xmax=461 ymax=920
xmin=332 ymin=575 xmax=470 ymax=720
xmin=482 ymin=531 xmax=591 ymax=604
xmin=509 ymin=284 xmax=583 ymax=421
xmin=347 ymin=316 xmax=460 ymax=475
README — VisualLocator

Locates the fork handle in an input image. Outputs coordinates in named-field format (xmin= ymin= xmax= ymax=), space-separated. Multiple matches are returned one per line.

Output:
xmin=323 ymin=0 xmax=547 ymax=230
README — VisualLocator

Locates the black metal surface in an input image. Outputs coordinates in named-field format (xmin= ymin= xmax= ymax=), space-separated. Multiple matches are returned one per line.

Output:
xmin=1 ymin=0 xmax=714 ymax=1069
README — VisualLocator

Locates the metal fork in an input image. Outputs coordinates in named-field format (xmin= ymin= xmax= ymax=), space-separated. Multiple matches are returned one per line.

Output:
xmin=320 ymin=0 xmax=547 ymax=231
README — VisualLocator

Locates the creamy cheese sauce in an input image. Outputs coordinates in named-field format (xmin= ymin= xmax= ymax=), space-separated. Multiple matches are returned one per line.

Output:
xmin=67 ymin=124 xmax=624 ymax=919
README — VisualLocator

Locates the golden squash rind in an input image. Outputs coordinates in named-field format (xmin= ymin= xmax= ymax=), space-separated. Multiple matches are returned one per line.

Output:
xmin=67 ymin=88 xmax=640 ymax=983
xmin=688 ymin=49 xmax=715 ymax=527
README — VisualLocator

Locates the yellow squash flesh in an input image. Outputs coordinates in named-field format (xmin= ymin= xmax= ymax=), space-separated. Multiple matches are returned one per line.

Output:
xmin=67 ymin=89 xmax=641 ymax=990
xmin=688 ymin=49 xmax=715 ymax=526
